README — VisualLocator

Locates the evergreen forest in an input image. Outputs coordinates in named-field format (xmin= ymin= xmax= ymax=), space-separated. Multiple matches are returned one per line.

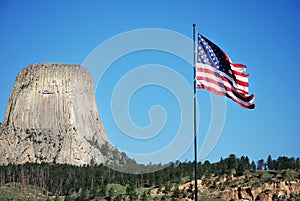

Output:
xmin=0 ymin=154 xmax=299 ymax=200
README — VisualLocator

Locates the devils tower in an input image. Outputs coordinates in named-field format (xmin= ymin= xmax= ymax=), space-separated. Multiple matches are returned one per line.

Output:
xmin=0 ymin=63 xmax=122 ymax=165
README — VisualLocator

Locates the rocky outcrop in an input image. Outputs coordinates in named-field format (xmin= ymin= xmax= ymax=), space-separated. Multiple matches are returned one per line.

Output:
xmin=201 ymin=171 xmax=300 ymax=201
xmin=0 ymin=63 xmax=124 ymax=165
xmin=217 ymin=180 xmax=300 ymax=201
xmin=150 ymin=172 xmax=300 ymax=201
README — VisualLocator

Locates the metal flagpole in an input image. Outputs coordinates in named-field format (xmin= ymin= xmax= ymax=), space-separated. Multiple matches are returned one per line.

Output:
xmin=193 ymin=23 xmax=198 ymax=201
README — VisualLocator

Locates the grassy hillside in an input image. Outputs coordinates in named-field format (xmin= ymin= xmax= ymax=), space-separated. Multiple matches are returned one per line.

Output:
xmin=0 ymin=183 xmax=50 ymax=201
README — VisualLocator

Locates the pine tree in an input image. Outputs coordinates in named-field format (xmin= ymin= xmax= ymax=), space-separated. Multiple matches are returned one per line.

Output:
xmin=237 ymin=156 xmax=250 ymax=176
xmin=141 ymin=191 xmax=148 ymax=201
xmin=64 ymin=196 xmax=72 ymax=201
xmin=126 ymin=184 xmax=135 ymax=195
xmin=296 ymin=157 xmax=300 ymax=171
xmin=172 ymin=186 xmax=181 ymax=198
xmin=267 ymin=155 xmax=274 ymax=170
xmin=257 ymin=159 xmax=265 ymax=170
xmin=250 ymin=161 xmax=256 ymax=172
xmin=108 ymin=186 xmax=115 ymax=200
xmin=226 ymin=154 xmax=238 ymax=173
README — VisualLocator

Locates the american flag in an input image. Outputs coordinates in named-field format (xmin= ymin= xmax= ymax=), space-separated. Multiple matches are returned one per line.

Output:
xmin=196 ymin=33 xmax=255 ymax=109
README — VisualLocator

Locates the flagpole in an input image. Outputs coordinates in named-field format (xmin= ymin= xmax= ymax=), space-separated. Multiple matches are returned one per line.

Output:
xmin=193 ymin=23 xmax=198 ymax=201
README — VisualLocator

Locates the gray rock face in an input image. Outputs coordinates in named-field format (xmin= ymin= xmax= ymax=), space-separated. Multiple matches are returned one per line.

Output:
xmin=0 ymin=63 xmax=121 ymax=165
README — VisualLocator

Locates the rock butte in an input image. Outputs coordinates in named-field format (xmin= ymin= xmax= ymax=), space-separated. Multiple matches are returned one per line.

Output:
xmin=0 ymin=63 xmax=124 ymax=165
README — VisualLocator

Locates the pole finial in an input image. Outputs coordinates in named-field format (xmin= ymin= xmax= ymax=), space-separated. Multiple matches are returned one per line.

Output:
xmin=193 ymin=23 xmax=196 ymax=27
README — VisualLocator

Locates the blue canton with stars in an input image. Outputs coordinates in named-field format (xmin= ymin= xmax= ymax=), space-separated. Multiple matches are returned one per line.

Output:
xmin=197 ymin=34 xmax=231 ymax=74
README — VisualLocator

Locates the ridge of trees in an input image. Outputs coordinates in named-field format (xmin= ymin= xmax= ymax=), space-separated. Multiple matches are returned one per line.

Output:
xmin=0 ymin=154 xmax=299 ymax=199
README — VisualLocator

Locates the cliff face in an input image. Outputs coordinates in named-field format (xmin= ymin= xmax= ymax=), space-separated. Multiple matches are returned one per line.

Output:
xmin=217 ymin=180 xmax=300 ymax=201
xmin=148 ymin=177 xmax=300 ymax=201
xmin=0 ymin=63 xmax=121 ymax=165
xmin=149 ymin=171 xmax=300 ymax=201
xmin=205 ymin=172 xmax=300 ymax=201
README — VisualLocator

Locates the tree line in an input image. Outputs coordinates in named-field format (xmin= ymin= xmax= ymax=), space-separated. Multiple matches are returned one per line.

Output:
xmin=0 ymin=154 xmax=299 ymax=199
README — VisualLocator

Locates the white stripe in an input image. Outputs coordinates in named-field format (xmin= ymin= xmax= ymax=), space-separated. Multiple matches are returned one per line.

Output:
xmin=196 ymin=63 xmax=249 ymax=94
xmin=197 ymin=72 xmax=250 ymax=95
xmin=231 ymin=65 xmax=246 ymax=73
xmin=197 ymin=78 xmax=254 ymax=107
xmin=234 ymin=73 xmax=248 ymax=83
xmin=196 ymin=79 xmax=226 ymax=94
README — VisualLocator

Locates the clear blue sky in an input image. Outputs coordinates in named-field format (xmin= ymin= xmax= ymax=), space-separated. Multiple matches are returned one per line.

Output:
xmin=0 ymin=0 xmax=299 ymax=164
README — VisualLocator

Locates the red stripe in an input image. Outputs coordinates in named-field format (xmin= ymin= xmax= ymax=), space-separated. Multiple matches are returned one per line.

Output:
xmin=198 ymin=81 xmax=255 ymax=109
xmin=197 ymin=84 xmax=225 ymax=96
xmin=235 ymin=79 xmax=249 ymax=87
xmin=226 ymin=94 xmax=255 ymax=109
xmin=197 ymin=72 xmax=248 ymax=95
xmin=198 ymin=74 xmax=253 ymax=103
xmin=197 ymin=67 xmax=249 ymax=94
xmin=231 ymin=63 xmax=246 ymax=68
xmin=197 ymin=76 xmax=223 ymax=89
xmin=232 ymin=69 xmax=249 ymax=77
xmin=197 ymin=74 xmax=254 ymax=104
xmin=220 ymin=76 xmax=254 ymax=102
xmin=227 ymin=70 xmax=249 ymax=87
xmin=197 ymin=66 xmax=249 ymax=87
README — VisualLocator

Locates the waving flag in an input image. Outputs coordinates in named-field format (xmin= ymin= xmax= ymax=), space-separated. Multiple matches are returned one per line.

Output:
xmin=196 ymin=33 xmax=255 ymax=109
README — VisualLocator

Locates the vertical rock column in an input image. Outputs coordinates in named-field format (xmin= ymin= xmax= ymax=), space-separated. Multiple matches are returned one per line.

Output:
xmin=0 ymin=63 xmax=117 ymax=165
